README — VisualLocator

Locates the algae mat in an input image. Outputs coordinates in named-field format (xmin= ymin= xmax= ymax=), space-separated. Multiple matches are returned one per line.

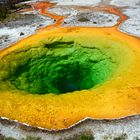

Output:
xmin=0 ymin=27 xmax=140 ymax=130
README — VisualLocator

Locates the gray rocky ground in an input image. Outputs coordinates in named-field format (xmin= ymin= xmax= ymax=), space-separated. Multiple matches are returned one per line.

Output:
xmin=0 ymin=11 xmax=54 ymax=49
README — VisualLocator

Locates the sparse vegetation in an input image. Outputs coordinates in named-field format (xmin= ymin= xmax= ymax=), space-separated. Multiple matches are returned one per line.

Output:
xmin=0 ymin=6 xmax=9 ymax=20
xmin=114 ymin=134 xmax=128 ymax=140
xmin=66 ymin=132 xmax=94 ymax=140
xmin=4 ymin=138 xmax=16 ymax=140
xmin=103 ymin=134 xmax=113 ymax=140
xmin=22 ymin=136 xmax=42 ymax=140
xmin=0 ymin=134 xmax=42 ymax=140
xmin=0 ymin=0 xmax=14 ymax=20
xmin=0 ymin=0 xmax=30 ymax=21
xmin=0 ymin=133 xmax=94 ymax=140
xmin=0 ymin=134 xmax=16 ymax=140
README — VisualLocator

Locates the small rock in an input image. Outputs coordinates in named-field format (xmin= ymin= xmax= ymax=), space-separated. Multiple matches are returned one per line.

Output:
xmin=20 ymin=32 xmax=24 ymax=36
xmin=93 ymin=21 xmax=97 ymax=24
